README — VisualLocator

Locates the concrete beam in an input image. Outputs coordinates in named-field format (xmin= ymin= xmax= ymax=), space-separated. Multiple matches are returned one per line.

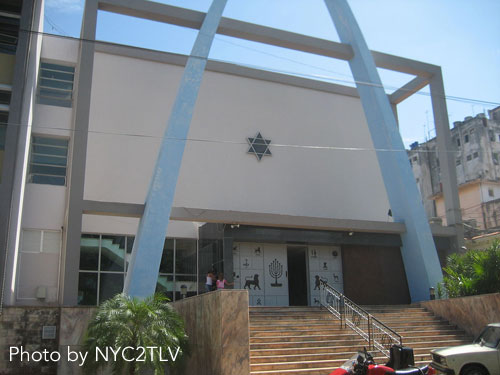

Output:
xmin=389 ymin=76 xmax=429 ymax=105
xmin=81 ymin=201 xmax=458 ymax=238
xmin=81 ymin=201 xmax=406 ymax=234
xmin=98 ymin=0 xmax=437 ymax=77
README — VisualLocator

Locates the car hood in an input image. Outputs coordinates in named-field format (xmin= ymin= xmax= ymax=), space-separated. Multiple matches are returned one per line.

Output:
xmin=432 ymin=343 xmax=495 ymax=356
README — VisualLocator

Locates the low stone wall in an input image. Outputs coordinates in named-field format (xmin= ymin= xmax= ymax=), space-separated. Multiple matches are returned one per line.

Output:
xmin=172 ymin=289 xmax=250 ymax=375
xmin=1 ymin=292 xmax=249 ymax=375
xmin=0 ymin=307 xmax=60 ymax=375
xmin=57 ymin=307 xmax=97 ymax=375
xmin=420 ymin=293 xmax=500 ymax=337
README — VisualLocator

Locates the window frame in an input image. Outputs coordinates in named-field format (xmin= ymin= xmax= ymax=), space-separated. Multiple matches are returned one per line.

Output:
xmin=78 ymin=233 xmax=199 ymax=306
xmin=28 ymin=135 xmax=69 ymax=186
xmin=37 ymin=61 xmax=75 ymax=108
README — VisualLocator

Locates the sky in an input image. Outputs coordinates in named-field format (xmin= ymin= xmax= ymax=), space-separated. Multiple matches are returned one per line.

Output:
xmin=43 ymin=0 xmax=500 ymax=147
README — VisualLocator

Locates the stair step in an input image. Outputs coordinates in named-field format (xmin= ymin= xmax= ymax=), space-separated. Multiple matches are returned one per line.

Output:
xmin=248 ymin=304 xmax=471 ymax=375
xmin=250 ymin=333 xmax=363 ymax=344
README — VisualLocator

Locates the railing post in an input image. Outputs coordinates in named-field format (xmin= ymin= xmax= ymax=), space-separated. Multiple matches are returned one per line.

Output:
xmin=340 ymin=295 xmax=344 ymax=328
xmin=368 ymin=314 xmax=372 ymax=351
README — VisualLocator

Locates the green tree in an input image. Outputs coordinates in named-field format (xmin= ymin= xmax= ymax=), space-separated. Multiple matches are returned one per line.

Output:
xmin=443 ymin=241 xmax=500 ymax=298
xmin=82 ymin=293 xmax=189 ymax=375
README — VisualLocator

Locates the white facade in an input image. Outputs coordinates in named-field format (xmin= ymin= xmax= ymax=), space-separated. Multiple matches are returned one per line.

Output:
xmin=85 ymin=49 xmax=390 ymax=221
xmin=8 ymin=32 xmax=394 ymax=306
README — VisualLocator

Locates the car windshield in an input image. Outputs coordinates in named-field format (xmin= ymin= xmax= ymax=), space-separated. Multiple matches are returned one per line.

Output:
xmin=474 ymin=326 xmax=500 ymax=348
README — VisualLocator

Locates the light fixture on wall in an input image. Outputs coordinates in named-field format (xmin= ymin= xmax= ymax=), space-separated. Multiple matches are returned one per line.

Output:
xmin=230 ymin=224 xmax=240 ymax=229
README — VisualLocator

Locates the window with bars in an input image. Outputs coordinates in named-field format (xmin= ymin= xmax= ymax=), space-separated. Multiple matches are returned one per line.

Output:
xmin=28 ymin=135 xmax=69 ymax=186
xmin=38 ymin=62 xmax=75 ymax=107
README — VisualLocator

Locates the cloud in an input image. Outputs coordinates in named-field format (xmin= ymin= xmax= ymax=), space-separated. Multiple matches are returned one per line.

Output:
xmin=45 ymin=0 xmax=83 ymax=13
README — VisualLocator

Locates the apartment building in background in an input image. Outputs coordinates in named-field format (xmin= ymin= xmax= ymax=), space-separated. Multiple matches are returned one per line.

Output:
xmin=409 ymin=106 xmax=500 ymax=236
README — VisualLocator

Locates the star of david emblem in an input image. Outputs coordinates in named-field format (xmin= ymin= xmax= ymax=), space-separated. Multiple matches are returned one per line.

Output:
xmin=247 ymin=132 xmax=272 ymax=161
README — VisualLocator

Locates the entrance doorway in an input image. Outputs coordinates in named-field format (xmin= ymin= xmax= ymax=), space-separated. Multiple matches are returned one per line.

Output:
xmin=287 ymin=246 xmax=308 ymax=306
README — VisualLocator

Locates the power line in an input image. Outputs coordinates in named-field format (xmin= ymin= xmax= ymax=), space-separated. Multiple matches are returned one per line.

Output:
xmin=0 ymin=120 xmax=475 ymax=154
xmin=18 ymin=28 xmax=500 ymax=108
xmin=43 ymin=15 xmax=69 ymax=36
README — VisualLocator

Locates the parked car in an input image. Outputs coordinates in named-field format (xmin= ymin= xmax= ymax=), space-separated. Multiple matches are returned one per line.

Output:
xmin=429 ymin=323 xmax=500 ymax=375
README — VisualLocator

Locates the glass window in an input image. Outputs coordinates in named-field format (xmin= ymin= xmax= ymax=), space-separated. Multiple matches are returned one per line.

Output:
xmin=0 ymin=111 xmax=8 ymax=182
xmin=21 ymin=230 xmax=42 ymax=253
xmin=0 ymin=89 xmax=11 ymax=105
xmin=100 ymin=235 xmax=125 ymax=272
xmin=473 ymin=152 xmax=479 ymax=159
xmin=493 ymin=153 xmax=499 ymax=165
xmin=38 ymin=62 xmax=75 ymax=107
xmin=159 ymin=238 xmax=174 ymax=274
xmin=80 ymin=234 xmax=100 ymax=271
xmin=79 ymin=233 xmax=198 ymax=305
xmin=28 ymin=135 xmax=69 ymax=186
xmin=78 ymin=272 xmax=98 ymax=306
xmin=0 ymin=14 xmax=20 ymax=54
xmin=456 ymin=138 xmax=461 ymax=147
xmin=125 ymin=236 xmax=134 ymax=272
xmin=175 ymin=239 xmax=197 ymax=275
xmin=465 ymin=134 xmax=469 ymax=143
xmin=156 ymin=275 xmax=174 ymax=301
xmin=0 ymin=111 xmax=7 ymax=147
xmin=456 ymin=159 xmax=461 ymax=166
xmin=175 ymin=275 xmax=197 ymax=300
xmin=99 ymin=273 xmax=124 ymax=304
xmin=489 ymin=189 xmax=494 ymax=197
xmin=42 ymin=231 xmax=61 ymax=253
xmin=467 ymin=155 xmax=472 ymax=161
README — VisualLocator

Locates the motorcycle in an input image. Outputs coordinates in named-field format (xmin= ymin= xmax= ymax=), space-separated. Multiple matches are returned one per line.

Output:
xmin=329 ymin=347 xmax=431 ymax=375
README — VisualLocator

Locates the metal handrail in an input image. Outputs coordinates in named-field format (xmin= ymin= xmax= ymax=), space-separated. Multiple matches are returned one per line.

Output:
xmin=318 ymin=280 xmax=402 ymax=358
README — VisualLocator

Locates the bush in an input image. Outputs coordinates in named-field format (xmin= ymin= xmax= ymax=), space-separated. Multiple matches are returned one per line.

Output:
xmin=443 ymin=241 xmax=500 ymax=298
xmin=82 ymin=293 xmax=189 ymax=375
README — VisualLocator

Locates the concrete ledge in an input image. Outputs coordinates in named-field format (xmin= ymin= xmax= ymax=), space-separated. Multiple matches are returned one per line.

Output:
xmin=172 ymin=290 xmax=250 ymax=375
xmin=420 ymin=293 xmax=500 ymax=337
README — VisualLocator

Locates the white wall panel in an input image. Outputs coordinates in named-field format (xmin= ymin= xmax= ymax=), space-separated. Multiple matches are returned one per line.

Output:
xmin=22 ymin=184 xmax=66 ymax=230
xmin=84 ymin=52 xmax=390 ymax=222
xmin=81 ymin=214 xmax=198 ymax=238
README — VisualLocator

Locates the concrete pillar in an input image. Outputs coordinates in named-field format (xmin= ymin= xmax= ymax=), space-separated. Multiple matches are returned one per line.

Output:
xmin=124 ymin=0 xmax=228 ymax=298
xmin=324 ymin=0 xmax=443 ymax=301
xmin=429 ymin=71 xmax=465 ymax=254
xmin=62 ymin=0 xmax=98 ymax=306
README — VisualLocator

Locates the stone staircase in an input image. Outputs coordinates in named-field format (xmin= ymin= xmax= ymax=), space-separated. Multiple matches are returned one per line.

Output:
xmin=249 ymin=305 xmax=472 ymax=375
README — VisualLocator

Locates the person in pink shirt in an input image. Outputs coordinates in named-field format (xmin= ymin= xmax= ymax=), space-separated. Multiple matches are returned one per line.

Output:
xmin=216 ymin=273 xmax=234 ymax=289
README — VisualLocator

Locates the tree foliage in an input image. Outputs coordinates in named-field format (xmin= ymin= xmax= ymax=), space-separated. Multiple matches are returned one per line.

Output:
xmin=82 ymin=293 xmax=189 ymax=375
xmin=443 ymin=241 xmax=500 ymax=298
